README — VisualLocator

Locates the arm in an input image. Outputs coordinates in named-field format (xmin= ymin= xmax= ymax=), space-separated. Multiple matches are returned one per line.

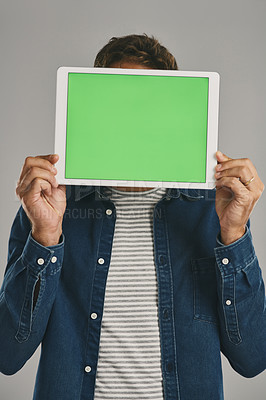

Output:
xmin=0 ymin=206 xmax=64 ymax=375
xmin=214 ymin=151 xmax=266 ymax=377
xmin=214 ymin=226 xmax=266 ymax=377
xmin=0 ymin=154 xmax=66 ymax=375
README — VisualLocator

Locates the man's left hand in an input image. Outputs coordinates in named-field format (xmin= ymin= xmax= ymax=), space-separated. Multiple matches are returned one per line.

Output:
xmin=215 ymin=151 xmax=264 ymax=245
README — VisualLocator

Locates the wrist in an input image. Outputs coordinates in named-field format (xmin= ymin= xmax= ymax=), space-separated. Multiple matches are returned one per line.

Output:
xmin=32 ymin=227 xmax=62 ymax=247
xmin=220 ymin=226 xmax=246 ymax=246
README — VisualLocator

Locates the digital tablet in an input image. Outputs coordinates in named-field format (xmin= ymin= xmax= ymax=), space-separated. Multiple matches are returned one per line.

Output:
xmin=54 ymin=67 xmax=219 ymax=189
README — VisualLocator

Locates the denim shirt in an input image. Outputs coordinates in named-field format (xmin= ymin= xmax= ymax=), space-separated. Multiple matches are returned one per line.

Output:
xmin=0 ymin=186 xmax=265 ymax=400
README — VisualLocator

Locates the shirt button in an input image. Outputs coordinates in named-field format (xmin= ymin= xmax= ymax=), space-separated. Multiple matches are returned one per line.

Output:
xmin=222 ymin=258 xmax=229 ymax=265
xmin=51 ymin=256 xmax=57 ymax=263
xmin=226 ymin=299 xmax=232 ymax=306
xmin=106 ymin=209 xmax=112 ymax=215
xmin=98 ymin=258 xmax=105 ymax=265
xmin=91 ymin=312 xmax=98 ymax=320
xmin=37 ymin=258 xmax=45 ymax=266
xmin=85 ymin=366 xmax=91 ymax=373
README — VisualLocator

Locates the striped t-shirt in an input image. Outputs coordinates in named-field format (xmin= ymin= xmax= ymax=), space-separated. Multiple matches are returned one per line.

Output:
xmin=94 ymin=186 xmax=167 ymax=400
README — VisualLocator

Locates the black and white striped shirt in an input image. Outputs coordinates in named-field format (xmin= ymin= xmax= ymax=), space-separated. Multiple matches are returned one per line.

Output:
xmin=94 ymin=186 xmax=167 ymax=400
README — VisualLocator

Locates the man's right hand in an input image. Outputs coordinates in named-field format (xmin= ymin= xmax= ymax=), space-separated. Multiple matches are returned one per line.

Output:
xmin=16 ymin=154 xmax=66 ymax=246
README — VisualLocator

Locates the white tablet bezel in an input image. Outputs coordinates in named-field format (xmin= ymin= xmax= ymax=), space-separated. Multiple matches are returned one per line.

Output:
xmin=54 ymin=67 xmax=219 ymax=189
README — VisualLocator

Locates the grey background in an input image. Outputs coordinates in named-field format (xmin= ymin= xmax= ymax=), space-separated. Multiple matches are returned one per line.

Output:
xmin=0 ymin=0 xmax=265 ymax=398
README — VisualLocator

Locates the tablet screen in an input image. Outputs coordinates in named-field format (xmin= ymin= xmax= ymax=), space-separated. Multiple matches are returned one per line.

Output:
xmin=64 ymin=72 xmax=209 ymax=183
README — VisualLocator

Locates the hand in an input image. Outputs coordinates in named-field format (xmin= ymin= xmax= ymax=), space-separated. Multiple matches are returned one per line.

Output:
xmin=16 ymin=154 xmax=66 ymax=246
xmin=215 ymin=151 xmax=264 ymax=245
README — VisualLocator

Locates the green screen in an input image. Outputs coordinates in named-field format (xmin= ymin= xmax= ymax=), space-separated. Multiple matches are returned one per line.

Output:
xmin=65 ymin=73 xmax=209 ymax=182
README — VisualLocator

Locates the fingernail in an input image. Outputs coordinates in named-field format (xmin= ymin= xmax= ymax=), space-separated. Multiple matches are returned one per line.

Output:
xmin=216 ymin=164 xmax=222 ymax=170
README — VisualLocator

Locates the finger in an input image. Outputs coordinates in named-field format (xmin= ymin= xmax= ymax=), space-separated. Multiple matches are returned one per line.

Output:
xmin=215 ymin=165 xmax=254 ymax=186
xmin=22 ymin=178 xmax=53 ymax=200
xmin=17 ymin=167 xmax=58 ymax=197
xmin=19 ymin=154 xmax=58 ymax=183
xmin=35 ymin=154 xmax=59 ymax=168
xmin=215 ymin=157 xmax=257 ymax=176
xmin=215 ymin=176 xmax=251 ymax=200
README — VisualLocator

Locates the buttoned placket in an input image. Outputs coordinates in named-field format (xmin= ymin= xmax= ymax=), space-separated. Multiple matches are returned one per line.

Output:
xmin=153 ymin=198 xmax=181 ymax=400
xmin=80 ymin=199 xmax=116 ymax=400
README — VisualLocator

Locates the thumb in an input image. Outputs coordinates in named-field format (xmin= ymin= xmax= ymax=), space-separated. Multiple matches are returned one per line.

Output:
xmin=216 ymin=150 xmax=231 ymax=163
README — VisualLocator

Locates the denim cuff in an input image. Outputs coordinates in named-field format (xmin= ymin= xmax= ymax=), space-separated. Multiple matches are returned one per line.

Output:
xmin=214 ymin=226 xmax=256 ymax=276
xmin=21 ymin=231 xmax=65 ymax=276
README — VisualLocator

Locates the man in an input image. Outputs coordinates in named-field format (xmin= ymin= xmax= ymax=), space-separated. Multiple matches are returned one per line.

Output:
xmin=0 ymin=34 xmax=265 ymax=400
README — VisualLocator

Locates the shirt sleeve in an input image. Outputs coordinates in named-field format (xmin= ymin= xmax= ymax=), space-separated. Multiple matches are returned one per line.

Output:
xmin=0 ymin=206 xmax=64 ymax=375
xmin=214 ymin=226 xmax=266 ymax=378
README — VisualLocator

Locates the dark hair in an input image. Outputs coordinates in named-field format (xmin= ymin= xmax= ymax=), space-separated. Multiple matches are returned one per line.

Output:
xmin=94 ymin=34 xmax=178 ymax=70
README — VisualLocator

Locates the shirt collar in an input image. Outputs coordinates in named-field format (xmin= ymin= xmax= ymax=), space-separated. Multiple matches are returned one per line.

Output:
xmin=70 ymin=185 xmax=204 ymax=202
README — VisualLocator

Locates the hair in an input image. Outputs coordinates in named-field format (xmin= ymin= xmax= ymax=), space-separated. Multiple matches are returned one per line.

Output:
xmin=94 ymin=34 xmax=178 ymax=70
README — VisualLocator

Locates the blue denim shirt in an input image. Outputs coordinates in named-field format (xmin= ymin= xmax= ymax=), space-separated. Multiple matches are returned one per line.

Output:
xmin=0 ymin=186 xmax=265 ymax=400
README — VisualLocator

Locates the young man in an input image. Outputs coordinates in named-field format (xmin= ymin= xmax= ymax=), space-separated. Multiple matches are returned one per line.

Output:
xmin=0 ymin=34 xmax=265 ymax=400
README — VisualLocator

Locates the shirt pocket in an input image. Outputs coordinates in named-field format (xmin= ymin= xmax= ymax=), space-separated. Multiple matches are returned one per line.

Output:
xmin=191 ymin=257 xmax=218 ymax=324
